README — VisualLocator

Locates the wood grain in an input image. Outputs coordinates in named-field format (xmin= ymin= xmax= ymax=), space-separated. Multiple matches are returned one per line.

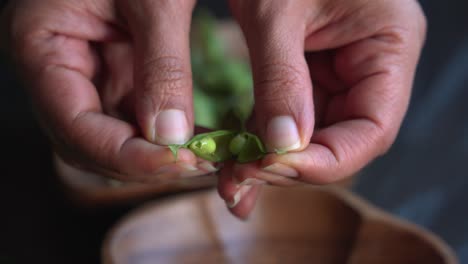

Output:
xmin=102 ymin=187 xmax=458 ymax=264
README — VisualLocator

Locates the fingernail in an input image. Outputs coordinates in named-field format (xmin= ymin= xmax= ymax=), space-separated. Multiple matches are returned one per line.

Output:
xmin=227 ymin=185 xmax=252 ymax=208
xmin=239 ymin=178 xmax=266 ymax=186
xmin=178 ymin=163 xmax=198 ymax=171
xmin=155 ymin=165 xmax=179 ymax=175
xmin=154 ymin=109 xmax=190 ymax=145
xmin=179 ymin=169 xmax=206 ymax=178
xmin=266 ymin=116 xmax=301 ymax=152
xmin=263 ymin=163 xmax=299 ymax=177
xmin=178 ymin=163 xmax=206 ymax=177
xmin=198 ymin=162 xmax=219 ymax=173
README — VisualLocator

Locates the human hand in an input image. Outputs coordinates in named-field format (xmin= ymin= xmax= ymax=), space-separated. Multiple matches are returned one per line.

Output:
xmin=2 ymin=0 xmax=218 ymax=182
xmin=218 ymin=0 xmax=427 ymax=219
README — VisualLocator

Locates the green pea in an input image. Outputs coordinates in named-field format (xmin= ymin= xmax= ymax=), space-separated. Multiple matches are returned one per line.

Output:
xmin=229 ymin=133 xmax=248 ymax=155
xmin=169 ymin=130 xmax=267 ymax=163
xmin=189 ymin=137 xmax=217 ymax=156
xmin=235 ymin=133 xmax=267 ymax=163
xmin=186 ymin=130 xmax=237 ymax=162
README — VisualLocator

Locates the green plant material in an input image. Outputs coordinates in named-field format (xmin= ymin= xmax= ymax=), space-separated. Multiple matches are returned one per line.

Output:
xmin=169 ymin=130 xmax=267 ymax=164
xmin=191 ymin=10 xmax=254 ymax=130
xmin=179 ymin=11 xmax=271 ymax=163
xmin=235 ymin=132 xmax=267 ymax=163
xmin=232 ymin=90 xmax=254 ymax=125
xmin=197 ymin=61 xmax=252 ymax=95
xmin=222 ymin=61 xmax=253 ymax=94
xmin=193 ymin=87 xmax=222 ymax=129
xmin=229 ymin=133 xmax=248 ymax=155
xmin=168 ymin=144 xmax=183 ymax=160
xmin=189 ymin=136 xmax=217 ymax=157
xmin=195 ymin=10 xmax=225 ymax=65
xmin=169 ymin=130 xmax=237 ymax=162
xmin=188 ymin=130 xmax=237 ymax=162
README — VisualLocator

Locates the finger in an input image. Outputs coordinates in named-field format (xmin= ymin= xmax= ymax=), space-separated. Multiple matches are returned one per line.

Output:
xmin=304 ymin=1 xmax=427 ymax=52
xmin=36 ymin=63 xmax=200 ymax=182
xmin=232 ymin=163 xmax=300 ymax=187
xmin=228 ymin=186 xmax=261 ymax=220
xmin=99 ymin=41 xmax=135 ymax=121
xmin=217 ymin=162 xmax=240 ymax=201
xmin=260 ymin=39 xmax=413 ymax=184
xmin=118 ymin=0 xmax=196 ymax=145
xmin=261 ymin=120 xmax=389 ymax=184
xmin=238 ymin=3 xmax=314 ymax=153
xmin=217 ymin=165 xmax=261 ymax=219
xmin=10 ymin=1 xmax=203 ymax=182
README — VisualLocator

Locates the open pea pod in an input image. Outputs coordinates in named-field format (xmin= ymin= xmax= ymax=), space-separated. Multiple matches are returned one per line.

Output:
xmin=188 ymin=130 xmax=237 ymax=162
xmin=169 ymin=130 xmax=237 ymax=162
xmin=230 ymin=132 xmax=267 ymax=163
xmin=169 ymin=131 xmax=267 ymax=164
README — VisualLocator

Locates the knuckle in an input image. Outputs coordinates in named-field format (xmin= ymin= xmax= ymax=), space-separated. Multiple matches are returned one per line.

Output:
xmin=254 ymin=62 xmax=305 ymax=103
xmin=366 ymin=118 xmax=398 ymax=156
xmin=416 ymin=8 xmax=428 ymax=42
xmin=123 ymin=0 xmax=196 ymax=20
xmin=240 ymin=1 xmax=290 ymax=27
xmin=65 ymin=112 xmax=121 ymax=172
xmin=376 ymin=125 xmax=398 ymax=155
xmin=141 ymin=55 xmax=191 ymax=97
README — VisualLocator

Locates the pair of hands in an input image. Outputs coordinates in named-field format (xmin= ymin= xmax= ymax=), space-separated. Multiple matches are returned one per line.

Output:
xmin=1 ymin=0 xmax=426 ymax=218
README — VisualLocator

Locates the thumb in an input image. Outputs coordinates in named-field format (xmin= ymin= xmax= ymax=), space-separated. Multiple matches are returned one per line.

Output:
xmin=240 ymin=11 xmax=314 ymax=152
xmin=118 ymin=0 xmax=196 ymax=145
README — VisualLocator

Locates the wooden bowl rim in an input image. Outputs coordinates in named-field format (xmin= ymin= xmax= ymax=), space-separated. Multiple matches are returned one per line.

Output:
xmin=101 ymin=186 xmax=458 ymax=264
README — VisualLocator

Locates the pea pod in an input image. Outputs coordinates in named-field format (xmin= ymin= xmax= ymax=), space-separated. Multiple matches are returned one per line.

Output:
xmin=169 ymin=130 xmax=237 ymax=162
xmin=234 ymin=132 xmax=267 ymax=163
xmin=229 ymin=133 xmax=248 ymax=155
xmin=169 ymin=130 xmax=267 ymax=164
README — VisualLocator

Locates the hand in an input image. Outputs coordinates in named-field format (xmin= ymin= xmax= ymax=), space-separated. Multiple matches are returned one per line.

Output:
xmin=2 ymin=0 xmax=218 ymax=182
xmin=218 ymin=0 xmax=427 ymax=219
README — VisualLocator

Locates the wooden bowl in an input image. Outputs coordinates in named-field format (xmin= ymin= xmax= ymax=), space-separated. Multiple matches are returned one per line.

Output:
xmin=102 ymin=186 xmax=458 ymax=264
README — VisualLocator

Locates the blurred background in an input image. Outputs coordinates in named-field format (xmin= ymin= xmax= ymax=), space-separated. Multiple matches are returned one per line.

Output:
xmin=1 ymin=0 xmax=467 ymax=263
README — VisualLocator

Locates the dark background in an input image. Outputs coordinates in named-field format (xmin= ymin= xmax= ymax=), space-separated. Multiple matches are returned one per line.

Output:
xmin=1 ymin=0 xmax=468 ymax=263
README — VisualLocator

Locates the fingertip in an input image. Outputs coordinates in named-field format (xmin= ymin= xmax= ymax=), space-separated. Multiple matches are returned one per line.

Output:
xmin=227 ymin=185 xmax=261 ymax=220
xmin=265 ymin=115 xmax=302 ymax=152
xmin=231 ymin=162 xmax=260 ymax=184
xmin=234 ymin=162 xmax=298 ymax=187
xmin=226 ymin=185 xmax=252 ymax=208
xmin=217 ymin=163 xmax=238 ymax=200
xmin=153 ymin=109 xmax=192 ymax=145
xmin=118 ymin=139 xmax=198 ymax=177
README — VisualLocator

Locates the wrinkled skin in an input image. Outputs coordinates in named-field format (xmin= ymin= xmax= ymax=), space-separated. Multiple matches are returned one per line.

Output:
xmin=1 ymin=0 xmax=212 ymax=182
xmin=220 ymin=0 xmax=426 ymax=218
xmin=1 ymin=0 xmax=426 ymax=219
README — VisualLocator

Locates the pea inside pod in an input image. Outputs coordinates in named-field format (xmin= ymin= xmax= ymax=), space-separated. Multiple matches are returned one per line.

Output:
xmin=234 ymin=132 xmax=267 ymax=163
xmin=169 ymin=130 xmax=267 ymax=164
xmin=169 ymin=130 xmax=237 ymax=162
